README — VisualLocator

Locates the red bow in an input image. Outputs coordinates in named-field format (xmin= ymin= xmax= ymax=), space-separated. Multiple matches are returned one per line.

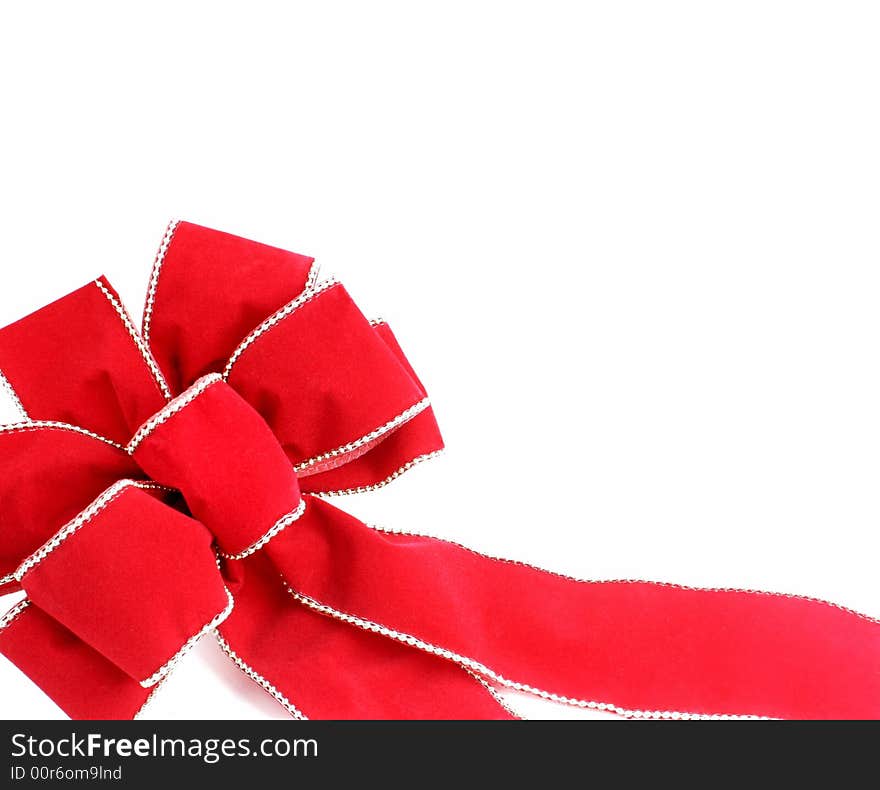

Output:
xmin=0 ymin=221 xmax=877 ymax=719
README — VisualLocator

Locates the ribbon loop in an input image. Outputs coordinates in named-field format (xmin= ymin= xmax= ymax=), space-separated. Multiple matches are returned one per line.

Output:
xmin=16 ymin=482 xmax=230 ymax=687
xmin=128 ymin=375 xmax=303 ymax=559
xmin=143 ymin=221 xmax=316 ymax=394
xmin=0 ymin=424 xmax=139 ymax=595
xmin=225 ymin=282 xmax=428 ymax=474
xmin=0 ymin=278 xmax=170 ymax=443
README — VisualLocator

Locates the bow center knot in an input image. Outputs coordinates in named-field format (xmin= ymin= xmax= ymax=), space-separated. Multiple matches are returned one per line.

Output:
xmin=128 ymin=374 xmax=304 ymax=560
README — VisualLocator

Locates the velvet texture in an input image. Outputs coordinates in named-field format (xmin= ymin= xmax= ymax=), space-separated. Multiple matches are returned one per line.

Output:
xmin=0 ymin=220 xmax=878 ymax=720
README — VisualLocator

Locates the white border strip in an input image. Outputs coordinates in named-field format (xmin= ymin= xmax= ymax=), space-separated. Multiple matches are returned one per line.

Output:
xmin=0 ymin=368 xmax=28 ymax=421
xmin=222 ymin=278 xmax=339 ymax=379
xmin=285 ymin=585 xmax=770 ymax=721
xmin=313 ymin=449 xmax=444 ymax=496
xmin=294 ymin=398 xmax=431 ymax=476
xmin=142 ymin=219 xmax=180 ymax=345
xmin=219 ymin=499 xmax=307 ymax=560
xmin=463 ymin=668 xmax=523 ymax=719
xmin=0 ymin=420 xmax=124 ymax=450
xmin=139 ymin=588 xmax=235 ymax=688
xmin=133 ymin=674 xmax=169 ymax=720
xmin=14 ymin=479 xmax=171 ymax=582
xmin=94 ymin=279 xmax=173 ymax=401
xmin=0 ymin=599 xmax=30 ymax=632
xmin=215 ymin=631 xmax=307 ymax=719
xmin=126 ymin=373 xmax=222 ymax=453
xmin=304 ymin=260 xmax=322 ymax=292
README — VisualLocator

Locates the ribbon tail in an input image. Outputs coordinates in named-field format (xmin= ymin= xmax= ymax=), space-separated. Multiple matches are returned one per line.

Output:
xmin=259 ymin=496 xmax=880 ymax=720
xmin=219 ymin=552 xmax=515 ymax=719
xmin=0 ymin=602 xmax=152 ymax=719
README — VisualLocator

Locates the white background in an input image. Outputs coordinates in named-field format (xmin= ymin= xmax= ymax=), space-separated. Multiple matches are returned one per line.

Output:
xmin=1 ymin=2 xmax=878 ymax=720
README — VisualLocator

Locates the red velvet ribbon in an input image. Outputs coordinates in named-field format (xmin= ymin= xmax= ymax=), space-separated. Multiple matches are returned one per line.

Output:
xmin=0 ymin=221 xmax=877 ymax=720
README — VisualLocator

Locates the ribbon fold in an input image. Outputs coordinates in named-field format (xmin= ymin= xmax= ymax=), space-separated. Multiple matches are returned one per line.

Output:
xmin=0 ymin=220 xmax=877 ymax=720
